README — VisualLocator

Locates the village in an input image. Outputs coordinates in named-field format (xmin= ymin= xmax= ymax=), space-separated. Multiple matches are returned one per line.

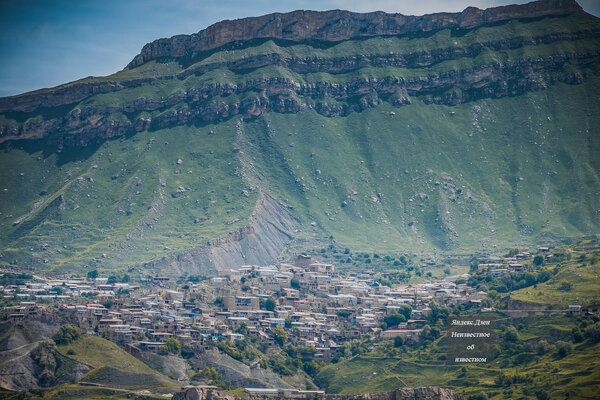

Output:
xmin=0 ymin=253 xmax=505 ymax=360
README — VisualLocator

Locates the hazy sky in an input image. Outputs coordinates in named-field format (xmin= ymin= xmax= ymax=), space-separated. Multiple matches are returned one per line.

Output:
xmin=1 ymin=0 xmax=599 ymax=97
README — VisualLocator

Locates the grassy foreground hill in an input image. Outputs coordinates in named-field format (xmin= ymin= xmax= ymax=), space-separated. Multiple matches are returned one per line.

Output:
xmin=510 ymin=241 xmax=600 ymax=307
xmin=317 ymin=241 xmax=600 ymax=399
xmin=0 ymin=0 xmax=599 ymax=275
xmin=316 ymin=315 xmax=600 ymax=399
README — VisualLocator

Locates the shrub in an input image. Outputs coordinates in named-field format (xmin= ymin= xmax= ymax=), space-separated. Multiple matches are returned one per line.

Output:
xmin=166 ymin=338 xmax=181 ymax=354
xmin=535 ymin=389 xmax=549 ymax=400
xmin=504 ymin=325 xmax=518 ymax=342
xmin=264 ymin=297 xmax=276 ymax=311
xmin=583 ymin=322 xmax=600 ymax=343
xmin=572 ymin=327 xmax=583 ymax=343
xmin=86 ymin=270 xmax=98 ymax=279
xmin=558 ymin=280 xmax=572 ymax=291
xmin=52 ymin=325 xmax=81 ymax=345
xmin=467 ymin=392 xmax=488 ymax=400
xmin=555 ymin=341 xmax=572 ymax=358
xmin=393 ymin=335 xmax=404 ymax=348
xmin=303 ymin=360 xmax=321 ymax=377
xmin=181 ymin=344 xmax=194 ymax=358
xmin=271 ymin=326 xmax=288 ymax=346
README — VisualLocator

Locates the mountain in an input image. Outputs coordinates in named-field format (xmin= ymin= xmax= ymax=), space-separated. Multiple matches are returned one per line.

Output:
xmin=0 ymin=0 xmax=599 ymax=275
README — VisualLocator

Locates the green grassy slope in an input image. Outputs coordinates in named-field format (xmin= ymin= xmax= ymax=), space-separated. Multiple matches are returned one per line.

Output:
xmin=57 ymin=336 xmax=155 ymax=373
xmin=1 ymin=78 xmax=599 ymax=272
xmin=56 ymin=336 xmax=178 ymax=392
xmin=0 ymin=12 xmax=599 ymax=273
xmin=511 ymin=242 xmax=600 ymax=307
xmin=241 ymin=79 xmax=600 ymax=253
xmin=0 ymin=121 xmax=256 ymax=273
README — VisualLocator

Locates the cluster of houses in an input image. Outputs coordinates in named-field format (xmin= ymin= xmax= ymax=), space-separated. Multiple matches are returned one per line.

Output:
xmin=476 ymin=247 xmax=556 ymax=276
xmin=2 ymin=255 xmax=491 ymax=361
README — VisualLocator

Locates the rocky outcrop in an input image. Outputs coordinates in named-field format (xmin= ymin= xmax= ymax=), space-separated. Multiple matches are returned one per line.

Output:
xmin=0 ymin=78 xmax=155 ymax=113
xmin=0 ymin=339 xmax=91 ymax=391
xmin=143 ymin=192 xmax=298 ymax=275
xmin=0 ymin=320 xmax=93 ymax=391
xmin=129 ymin=0 xmax=581 ymax=67
xmin=188 ymin=348 xmax=294 ymax=390
xmin=1 ymin=49 xmax=597 ymax=147
xmin=172 ymin=386 xmax=463 ymax=400
xmin=2 ymin=26 xmax=597 ymax=116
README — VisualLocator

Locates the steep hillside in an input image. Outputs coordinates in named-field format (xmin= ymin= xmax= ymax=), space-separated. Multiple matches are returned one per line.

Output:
xmin=0 ymin=321 xmax=91 ymax=391
xmin=0 ymin=0 xmax=599 ymax=274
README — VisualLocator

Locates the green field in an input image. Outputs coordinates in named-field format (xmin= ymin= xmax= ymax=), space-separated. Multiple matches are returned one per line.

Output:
xmin=511 ymin=243 xmax=600 ymax=307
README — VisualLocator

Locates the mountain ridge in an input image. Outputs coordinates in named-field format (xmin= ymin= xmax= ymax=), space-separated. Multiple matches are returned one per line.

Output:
xmin=128 ymin=0 xmax=583 ymax=68
xmin=0 ymin=0 xmax=598 ymax=274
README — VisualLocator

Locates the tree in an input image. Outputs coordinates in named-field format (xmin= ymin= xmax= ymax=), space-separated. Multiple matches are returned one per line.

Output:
xmin=87 ymin=270 xmax=98 ymax=279
xmin=271 ymin=326 xmax=288 ymax=346
xmin=533 ymin=255 xmax=544 ymax=266
xmin=584 ymin=322 xmax=600 ymax=343
xmin=181 ymin=344 xmax=194 ymax=358
xmin=53 ymin=324 xmax=81 ymax=345
xmin=107 ymin=275 xmax=118 ymax=284
xmin=303 ymin=360 xmax=321 ymax=377
xmin=421 ymin=325 xmax=431 ymax=340
xmin=537 ymin=339 xmax=551 ymax=355
xmin=507 ymin=248 xmax=519 ymax=257
xmin=264 ymin=297 xmax=277 ymax=311
xmin=236 ymin=322 xmax=249 ymax=335
xmin=398 ymin=304 xmax=412 ymax=320
xmin=428 ymin=299 xmax=449 ymax=323
xmin=572 ymin=327 xmax=583 ymax=343
xmin=555 ymin=341 xmax=572 ymax=358
xmin=166 ymin=338 xmax=181 ymax=354
xmin=504 ymin=325 xmax=518 ymax=342
xmin=121 ymin=274 xmax=130 ymax=283
xmin=558 ymin=280 xmax=572 ymax=291
xmin=383 ymin=312 xmax=406 ymax=328
xmin=393 ymin=335 xmax=404 ymax=348
xmin=290 ymin=278 xmax=301 ymax=289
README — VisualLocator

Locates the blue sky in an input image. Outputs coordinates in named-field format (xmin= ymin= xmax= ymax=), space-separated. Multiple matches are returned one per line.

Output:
xmin=1 ymin=0 xmax=599 ymax=97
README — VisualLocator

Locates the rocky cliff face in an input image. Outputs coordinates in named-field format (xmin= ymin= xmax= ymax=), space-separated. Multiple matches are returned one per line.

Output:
xmin=129 ymin=0 xmax=581 ymax=67
xmin=0 ymin=323 xmax=92 ymax=391
xmin=0 ymin=0 xmax=596 ymax=147
xmin=142 ymin=192 xmax=298 ymax=275
xmin=1 ymin=43 xmax=597 ymax=146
